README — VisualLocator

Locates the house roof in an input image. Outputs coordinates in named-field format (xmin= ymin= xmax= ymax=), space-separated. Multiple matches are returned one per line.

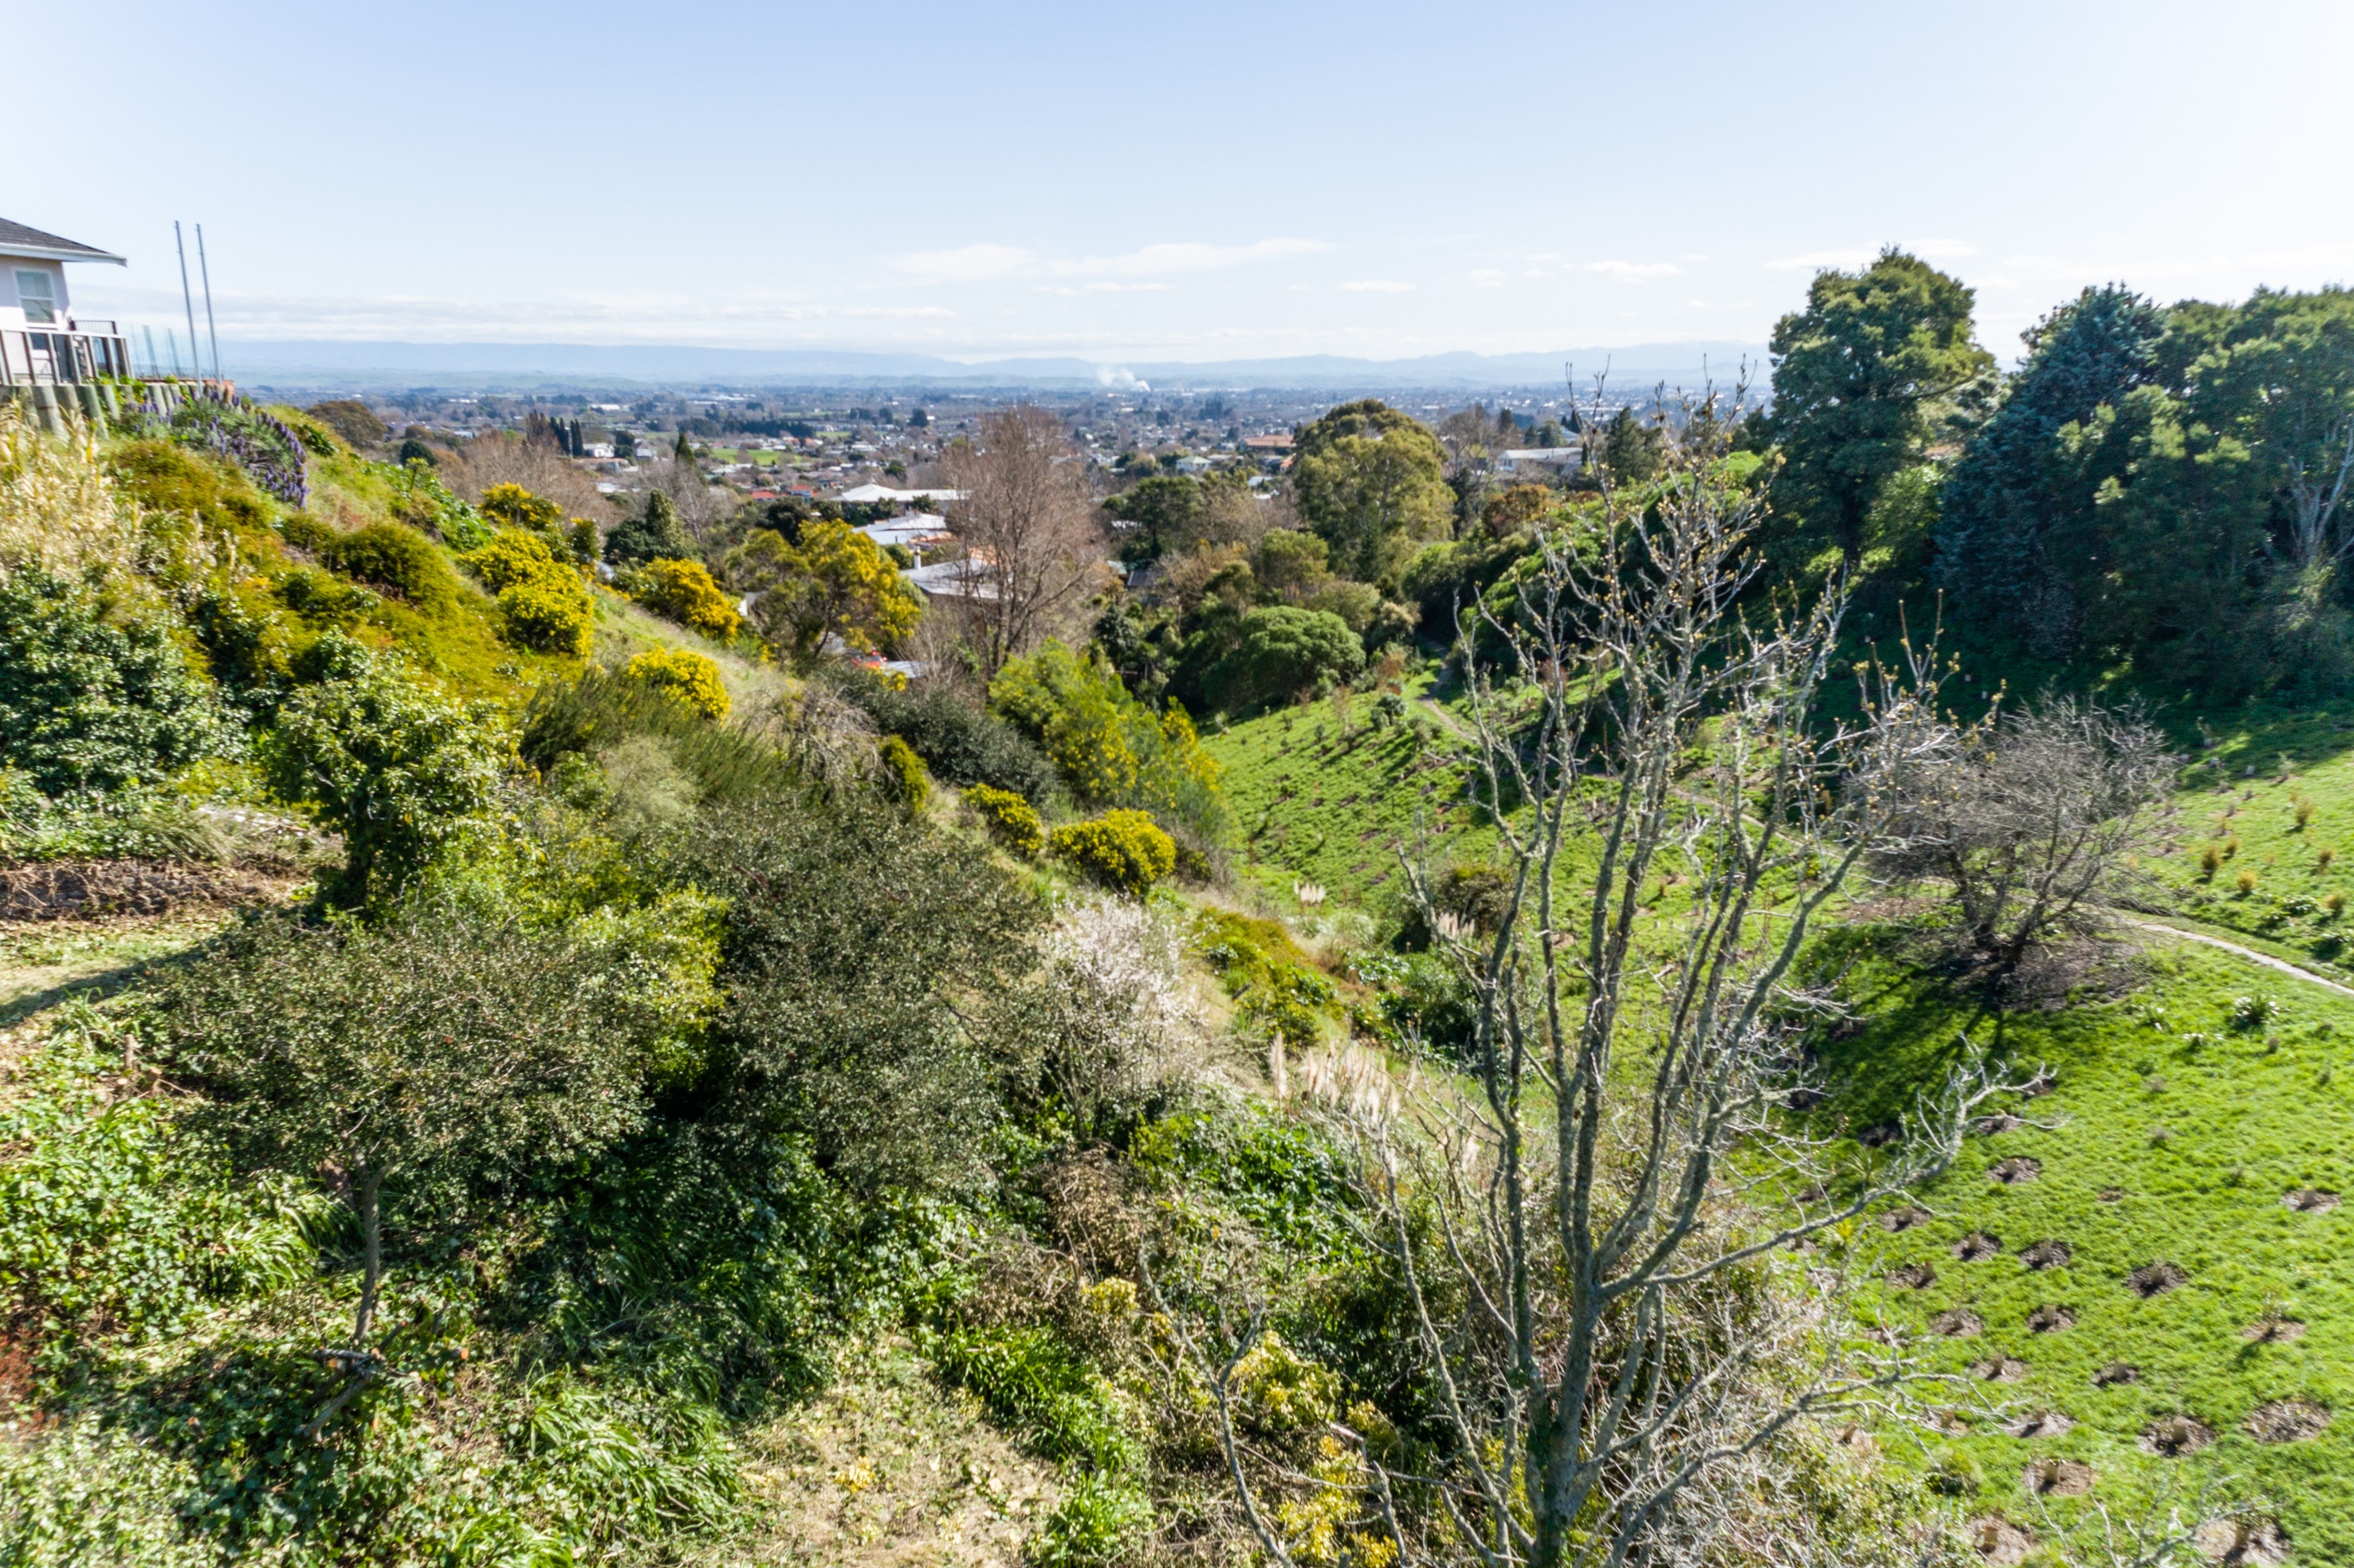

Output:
xmin=0 ymin=219 xmax=126 ymax=265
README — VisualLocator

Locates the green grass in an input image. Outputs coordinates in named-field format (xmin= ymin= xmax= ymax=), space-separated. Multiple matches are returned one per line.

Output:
xmin=1204 ymin=673 xmax=1499 ymax=913
xmin=1822 ymin=938 xmax=2354 ymax=1555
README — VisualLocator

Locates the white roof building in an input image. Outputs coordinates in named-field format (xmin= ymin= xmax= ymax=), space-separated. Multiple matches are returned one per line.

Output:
xmin=835 ymin=482 xmax=966 ymax=505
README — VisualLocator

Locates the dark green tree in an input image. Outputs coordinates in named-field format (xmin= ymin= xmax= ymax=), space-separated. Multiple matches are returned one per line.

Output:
xmin=1763 ymin=248 xmax=1994 ymax=567
xmin=1104 ymin=474 xmax=1207 ymax=563
xmin=1935 ymin=285 xmax=2166 ymax=625
xmin=1595 ymin=406 xmax=1667 ymax=485
xmin=605 ymin=492 xmax=690 ymax=566
xmin=1291 ymin=399 xmax=1454 ymax=584
xmin=157 ymin=900 xmax=678 ymax=1354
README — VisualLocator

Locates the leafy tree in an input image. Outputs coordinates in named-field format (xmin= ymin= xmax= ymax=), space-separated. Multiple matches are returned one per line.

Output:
xmin=261 ymin=633 xmax=505 ymax=911
xmin=605 ymin=492 xmax=690 ymax=566
xmin=728 ymin=520 xmax=919 ymax=657
xmin=1209 ymin=605 xmax=1364 ymax=709
xmin=155 ymin=900 xmax=690 ymax=1353
xmin=396 ymin=437 xmax=438 ymax=468
xmin=1105 ymin=474 xmax=1208 ymax=563
xmin=1763 ymin=248 xmax=1994 ymax=567
xmin=1935 ymin=285 xmax=2166 ymax=622
xmin=2208 ymin=286 xmax=2354 ymax=570
xmin=1290 ymin=399 xmax=1453 ymax=583
xmin=0 ymin=567 xmax=228 ymax=796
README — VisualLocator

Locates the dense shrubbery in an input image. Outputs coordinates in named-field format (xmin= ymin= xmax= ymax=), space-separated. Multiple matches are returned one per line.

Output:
xmin=315 ymin=521 xmax=458 ymax=611
xmin=466 ymin=528 xmax=593 ymax=655
xmin=992 ymin=640 xmax=1224 ymax=841
xmin=0 ymin=566 xmax=230 ymax=796
xmin=878 ymin=733 xmax=930 ymax=814
xmin=1049 ymin=810 xmax=1176 ymax=896
xmin=842 ymin=674 xmax=1059 ymax=802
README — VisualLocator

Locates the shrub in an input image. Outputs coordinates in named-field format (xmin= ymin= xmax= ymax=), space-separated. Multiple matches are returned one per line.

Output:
xmin=478 ymin=481 xmax=564 ymax=533
xmin=992 ymin=640 xmax=1225 ymax=838
xmin=315 ymin=522 xmax=457 ymax=611
xmin=2199 ymin=843 xmax=2223 ymax=877
xmin=521 ymin=667 xmax=800 ymax=807
xmin=626 ymin=649 xmax=729 ymax=721
xmin=101 ymin=438 xmax=273 ymax=540
xmin=497 ymin=574 xmax=594 ymax=657
xmin=878 ymin=735 xmax=929 ymax=815
xmin=261 ymin=632 xmax=505 ymax=910
xmin=467 ymin=527 xmax=569 ymax=594
xmin=0 ymin=566 xmax=229 ymax=796
xmin=965 ymin=783 xmax=1044 ymax=857
xmin=466 ymin=529 xmax=593 ymax=656
xmin=305 ymin=399 xmax=387 ymax=450
xmin=2236 ymin=868 xmax=2260 ymax=896
xmin=1208 ymin=605 xmax=1365 ymax=709
xmin=632 ymin=557 xmax=744 ymax=642
xmin=843 ymin=675 xmax=1058 ymax=801
xmin=1051 ymin=810 xmax=1176 ymax=896
xmin=2329 ymin=891 xmax=2347 ymax=917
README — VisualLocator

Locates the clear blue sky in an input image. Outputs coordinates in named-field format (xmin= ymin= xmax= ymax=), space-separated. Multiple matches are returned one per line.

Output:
xmin=25 ymin=0 xmax=2353 ymax=364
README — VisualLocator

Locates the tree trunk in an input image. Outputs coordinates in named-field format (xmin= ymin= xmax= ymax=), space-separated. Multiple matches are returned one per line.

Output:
xmin=352 ymin=1165 xmax=384 ymax=1346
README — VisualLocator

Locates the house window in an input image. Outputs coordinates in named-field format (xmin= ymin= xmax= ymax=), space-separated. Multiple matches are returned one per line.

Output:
xmin=14 ymin=270 xmax=56 ymax=324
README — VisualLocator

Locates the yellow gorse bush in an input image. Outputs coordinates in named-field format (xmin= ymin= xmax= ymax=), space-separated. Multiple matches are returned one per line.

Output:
xmin=632 ymin=557 xmax=744 ymax=643
xmin=465 ymin=529 xmax=591 ymax=657
xmin=625 ymin=649 xmax=729 ymax=721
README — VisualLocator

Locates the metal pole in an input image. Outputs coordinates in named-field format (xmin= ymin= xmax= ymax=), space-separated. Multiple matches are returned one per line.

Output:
xmin=167 ymin=328 xmax=182 ymax=378
xmin=195 ymin=223 xmax=222 ymax=383
xmin=143 ymin=324 xmax=157 ymax=377
xmin=174 ymin=222 xmax=200 ymax=385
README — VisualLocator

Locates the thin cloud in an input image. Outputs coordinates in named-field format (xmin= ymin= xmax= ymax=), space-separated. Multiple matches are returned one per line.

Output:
xmin=1051 ymin=239 xmax=1326 ymax=278
xmin=1588 ymin=260 xmax=1684 ymax=278
xmin=890 ymin=243 xmax=1035 ymax=281
xmin=1339 ymin=280 xmax=1413 ymax=293
xmin=1033 ymin=281 xmax=1175 ymax=296
xmin=1468 ymin=269 xmax=1507 ymax=286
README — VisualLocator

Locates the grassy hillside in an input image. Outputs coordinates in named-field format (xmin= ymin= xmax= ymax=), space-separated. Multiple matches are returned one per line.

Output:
xmin=1202 ymin=645 xmax=2354 ymax=1558
xmin=1822 ymin=935 xmax=2354 ymax=1556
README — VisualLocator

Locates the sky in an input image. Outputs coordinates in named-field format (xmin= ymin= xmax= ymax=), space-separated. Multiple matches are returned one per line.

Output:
xmin=21 ymin=0 xmax=2354 ymax=366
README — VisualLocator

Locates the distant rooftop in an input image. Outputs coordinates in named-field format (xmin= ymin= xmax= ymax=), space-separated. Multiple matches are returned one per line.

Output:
xmin=0 ymin=219 xmax=125 ymax=265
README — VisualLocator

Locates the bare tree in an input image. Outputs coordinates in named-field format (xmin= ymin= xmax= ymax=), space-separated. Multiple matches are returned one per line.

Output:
xmin=1876 ymin=694 xmax=2178 ymax=974
xmin=943 ymin=405 xmax=1110 ymax=678
xmin=446 ymin=430 xmax=615 ymax=523
xmin=1179 ymin=402 xmax=2007 ymax=1567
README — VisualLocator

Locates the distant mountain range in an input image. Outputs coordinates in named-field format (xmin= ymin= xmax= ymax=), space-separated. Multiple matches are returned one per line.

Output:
xmin=222 ymin=340 xmax=1770 ymax=394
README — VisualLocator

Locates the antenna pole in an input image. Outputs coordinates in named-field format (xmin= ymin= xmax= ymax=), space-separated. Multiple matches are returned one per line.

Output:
xmin=195 ymin=224 xmax=222 ymax=383
xmin=174 ymin=223 xmax=201 ymax=387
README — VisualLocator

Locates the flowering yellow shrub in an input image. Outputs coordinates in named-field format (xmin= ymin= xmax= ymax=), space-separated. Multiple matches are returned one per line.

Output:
xmin=632 ymin=557 xmax=744 ymax=643
xmin=498 ymin=576 xmax=593 ymax=657
xmin=878 ymin=735 xmax=929 ymax=815
xmin=464 ymin=529 xmax=591 ymax=657
xmin=625 ymin=648 xmax=729 ymax=721
xmin=965 ymin=783 xmax=1044 ymax=858
xmin=478 ymin=481 xmax=563 ymax=532
xmin=1049 ymin=809 xmax=1174 ymax=895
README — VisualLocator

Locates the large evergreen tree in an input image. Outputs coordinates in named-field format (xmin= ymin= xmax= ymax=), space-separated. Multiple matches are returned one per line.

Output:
xmin=1763 ymin=248 xmax=1992 ymax=567
xmin=1935 ymin=285 xmax=2166 ymax=627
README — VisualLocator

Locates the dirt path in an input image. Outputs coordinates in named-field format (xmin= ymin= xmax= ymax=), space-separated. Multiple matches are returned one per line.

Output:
xmin=2123 ymin=918 xmax=2354 ymax=1000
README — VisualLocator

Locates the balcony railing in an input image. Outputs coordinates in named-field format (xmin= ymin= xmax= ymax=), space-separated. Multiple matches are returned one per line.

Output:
xmin=0 ymin=320 xmax=133 ymax=387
